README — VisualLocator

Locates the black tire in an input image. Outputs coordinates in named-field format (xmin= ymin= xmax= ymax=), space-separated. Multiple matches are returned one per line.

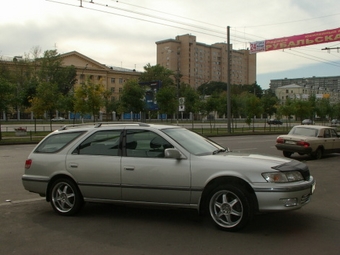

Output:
xmin=311 ymin=148 xmax=323 ymax=160
xmin=50 ymin=178 xmax=83 ymax=216
xmin=283 ymin=151 xmax=292 ymax=158
xmin=208 ymin=184 xmax=253 ymax=231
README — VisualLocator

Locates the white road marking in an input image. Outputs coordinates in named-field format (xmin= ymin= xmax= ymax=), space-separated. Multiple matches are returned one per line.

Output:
xmin=0 ymin=197 xmax=44 ymax=207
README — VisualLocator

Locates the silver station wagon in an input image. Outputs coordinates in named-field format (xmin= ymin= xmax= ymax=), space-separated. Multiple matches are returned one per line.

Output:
xmin=22 ymin=123 xmax=315 ymax=231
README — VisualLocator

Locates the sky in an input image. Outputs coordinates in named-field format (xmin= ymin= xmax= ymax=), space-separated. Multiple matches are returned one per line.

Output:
xmin=1 ymin=0 xmax=340 ymax=89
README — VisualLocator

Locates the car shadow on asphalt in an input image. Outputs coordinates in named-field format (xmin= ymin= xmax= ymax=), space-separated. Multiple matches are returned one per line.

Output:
xmin=33 ymin=202 xmax=315 ymax=235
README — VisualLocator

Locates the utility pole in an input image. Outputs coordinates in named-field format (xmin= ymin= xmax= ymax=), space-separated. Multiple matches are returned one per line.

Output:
xmin=227 ymin=26 xmax=232 ymax=133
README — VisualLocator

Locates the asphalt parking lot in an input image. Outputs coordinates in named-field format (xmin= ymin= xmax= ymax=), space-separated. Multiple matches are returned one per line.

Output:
xmin=1 ymin=136 xmax=339 ymax=255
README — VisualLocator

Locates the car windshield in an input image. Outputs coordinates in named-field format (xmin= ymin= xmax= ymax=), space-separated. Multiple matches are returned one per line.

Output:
xmin=289 ymin=127 xmax=318 ymax=137
xmin=162 ymin=128 xmax=225 ymax=155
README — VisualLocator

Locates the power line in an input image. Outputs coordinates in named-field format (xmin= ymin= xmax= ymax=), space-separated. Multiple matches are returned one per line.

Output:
xmin=46 ymin=0 xmax=340 ymax=68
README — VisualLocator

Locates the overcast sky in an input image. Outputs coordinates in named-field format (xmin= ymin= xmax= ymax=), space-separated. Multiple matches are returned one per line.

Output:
xmin=1 ymin=0 xmax=340 ymax=89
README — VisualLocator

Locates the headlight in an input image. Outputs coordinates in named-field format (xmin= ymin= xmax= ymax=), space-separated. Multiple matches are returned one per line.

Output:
xmin=262 ymin=171 xmax=304 ymax=183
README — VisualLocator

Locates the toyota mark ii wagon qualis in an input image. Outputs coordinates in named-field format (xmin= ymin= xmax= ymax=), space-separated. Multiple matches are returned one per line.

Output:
xmin=22 ymin=123 xmax=316 ymax=231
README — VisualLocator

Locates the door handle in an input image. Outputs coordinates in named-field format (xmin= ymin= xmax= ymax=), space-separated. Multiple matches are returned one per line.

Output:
xmin=124 ymin=166 xmax=135 ymax=171
xmin=70 ymin=163 xmax=78 ymax=168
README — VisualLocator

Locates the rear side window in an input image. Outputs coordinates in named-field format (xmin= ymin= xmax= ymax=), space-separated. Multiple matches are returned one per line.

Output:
xmin=35 ymin=132 xmax=85 ymax=153
xmin=74 ymin=130 xmax=122 ymax=156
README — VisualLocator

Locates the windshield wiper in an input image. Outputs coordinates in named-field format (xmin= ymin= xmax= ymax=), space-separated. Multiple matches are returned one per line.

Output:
xmin=213 ymin=149 xmax=227 ymax=154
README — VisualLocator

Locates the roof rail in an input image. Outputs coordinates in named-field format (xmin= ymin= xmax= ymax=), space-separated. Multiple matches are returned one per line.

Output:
xmin=58 ymin=122 xmax=150 ymax=130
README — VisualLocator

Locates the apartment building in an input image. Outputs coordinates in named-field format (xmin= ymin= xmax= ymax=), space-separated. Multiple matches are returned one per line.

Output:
xmin=156 ymin=34 xmax=256 ymax=89
xmin=271 ymin=76 xmax=340 ymax=104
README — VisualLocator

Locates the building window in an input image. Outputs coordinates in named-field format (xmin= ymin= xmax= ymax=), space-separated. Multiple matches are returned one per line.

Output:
xmin=110 ymin=87 xmax=115 ymax=93
xmin=119 ymin=78 xmax=123 ymax=84
xmin=119 ymin=88 xmax=122 ymax=93
xmin=111 ymin=78 xmax=115 ymax=83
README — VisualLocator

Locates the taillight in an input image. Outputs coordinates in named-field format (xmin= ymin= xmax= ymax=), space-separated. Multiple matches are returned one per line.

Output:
xmin=297 ymin=141 xmax=310 ymax=147
xmin=276 ymin=137 xmax=284 ymax=144
xmin=25 ymin=159 xmax=32 ymax=169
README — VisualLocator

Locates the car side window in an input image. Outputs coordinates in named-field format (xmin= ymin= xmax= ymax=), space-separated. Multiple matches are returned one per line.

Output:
xmin=35 ymin=131 xmax=85 ymax=153
xmin=324 ymin=129 xmax=331 ymax=138
xmin=74 ymin=130 xmax=122 ymax=156
xmin=125 ymin=130 xmax=173 ymax=158
xmin=330 ymin=129 xmax=338 ymax=138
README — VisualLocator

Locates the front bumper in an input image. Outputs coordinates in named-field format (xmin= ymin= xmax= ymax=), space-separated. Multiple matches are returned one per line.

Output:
xmin=254 ymin=176 xmax=315 ymax=211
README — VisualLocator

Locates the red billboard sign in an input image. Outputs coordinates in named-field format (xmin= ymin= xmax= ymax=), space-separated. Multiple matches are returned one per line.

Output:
xmin=250 ymin=27 xmax=340 ymax=54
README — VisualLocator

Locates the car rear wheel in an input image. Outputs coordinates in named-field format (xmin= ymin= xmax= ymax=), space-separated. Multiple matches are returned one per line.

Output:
xmin=208 ymin=184 xmax=253 ymax=231
xmin=50 ymin=178 xmax=83 ymax=216
xmin=311 ymin=148 xmax=323 ymax=160
xmin=283 ymin=151 xmax=292 ymax=158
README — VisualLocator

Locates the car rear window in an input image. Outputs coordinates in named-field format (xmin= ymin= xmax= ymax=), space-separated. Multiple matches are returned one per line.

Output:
xmin=289 ymin=127 xmax=318 ymax=137
xmin=34 ymin=131 xmax=85 ymax=153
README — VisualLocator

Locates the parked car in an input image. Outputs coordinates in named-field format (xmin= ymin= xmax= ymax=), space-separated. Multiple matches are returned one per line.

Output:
xmin=330 ymin=119 xmax=339 ymax=126
xmin=302 ymin=119 xmax=313 ymax=125
xmin=267 ymin=119 xmax=282 ymax=125
xmin=51 ymin=117 xmax=65 ymax=121
xmin=275 ymin=125 xmax=340 ymax=159
xmin=22 ymin=123 xmax=315 ymax=231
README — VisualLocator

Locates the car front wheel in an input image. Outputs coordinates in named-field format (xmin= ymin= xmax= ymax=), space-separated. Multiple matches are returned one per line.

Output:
xmin=208 ymin=185 xmax=253 ymax=231
xmin=50 ymin=178 xmax=83 ymax=216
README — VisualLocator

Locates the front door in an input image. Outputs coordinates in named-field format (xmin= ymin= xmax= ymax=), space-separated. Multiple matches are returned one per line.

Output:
xmin=121 ymin=129 xmax=191 ymax=204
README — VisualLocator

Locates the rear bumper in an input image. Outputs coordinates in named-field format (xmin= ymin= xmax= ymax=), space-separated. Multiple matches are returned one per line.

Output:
xmin=22 ymin=175 xmax=49 ymax=196
xmin=275 ymin=144 xmax=313 ymax=154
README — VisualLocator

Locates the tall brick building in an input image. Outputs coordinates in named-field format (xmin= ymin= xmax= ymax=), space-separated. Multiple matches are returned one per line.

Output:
xmin=156 ymin=34 xmax=256 ymax=88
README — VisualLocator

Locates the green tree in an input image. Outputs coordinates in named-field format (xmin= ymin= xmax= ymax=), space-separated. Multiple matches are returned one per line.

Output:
xmin=74 ymin=77 xmax=106 ymax=122
xmin=293 ymin=99 xmax=312 ymax=121
xmin=206 ymin=92 xmax=220 ymax=124
xmin=31 ymin=81 xmax=62 ymax=130
xmin=119 ymin=79 xmax=145 ymax=116
xmin=39 ymin=50 xmax=76 ymax=94
xmin=261 ymin=90 xmax=279 ymax=121
xmin=139 ymin=64 xmax=177 ymax=119
xmin=241 ymin=92 xmax=263 ymax=131
xmin=315 ymin=98 xmax=331 ymax=123
xmin=181 ymin=84 xmax=200 ymax=125
xmin=156 ymin=85 xmax=177 ymax=120
xmin=0 ymin=67 xmax=15 ymax=140
xmin=139 ymin=64 xmax=175 ymax=87
xmin=330 ymin=102 xmax=340 ymax=119
xmin=277 ymin=98 xmax=294 ymax=126
xmin=38 ymin=50 xmax=77 ymax=115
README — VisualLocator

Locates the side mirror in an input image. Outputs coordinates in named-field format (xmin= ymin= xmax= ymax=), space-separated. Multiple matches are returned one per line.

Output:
xmin=164 ymin=148 xmax=182 ymax=159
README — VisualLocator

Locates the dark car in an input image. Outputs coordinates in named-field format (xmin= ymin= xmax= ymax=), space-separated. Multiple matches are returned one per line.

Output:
xmin=267 ymin=119 xmax=282 ymax=125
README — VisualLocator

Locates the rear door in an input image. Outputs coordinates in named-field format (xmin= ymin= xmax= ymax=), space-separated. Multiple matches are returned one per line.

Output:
xmin=330 ymin=129 xmax=340 ymax=152
xmin=66 ymin=129 xmax=122 ymax=200
xmin=322 ymin=128 xmax=334 ymax=151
